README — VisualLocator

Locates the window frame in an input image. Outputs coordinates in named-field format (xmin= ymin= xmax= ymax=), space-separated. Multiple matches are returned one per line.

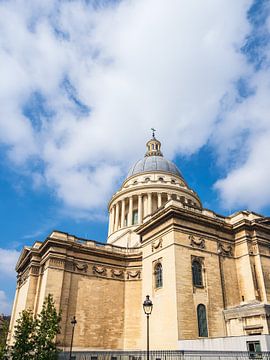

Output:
xmin=197 ymin=304 xmax=208 ymax=337
xmin=154 ymin=262 xmax=163 ymax=289
xmin=192 ymin=258 xmax=203 ymax=288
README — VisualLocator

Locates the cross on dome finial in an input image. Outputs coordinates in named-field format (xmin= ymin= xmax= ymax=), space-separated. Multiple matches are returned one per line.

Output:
xmin=145 ymin=130 xmax=163 ymax=157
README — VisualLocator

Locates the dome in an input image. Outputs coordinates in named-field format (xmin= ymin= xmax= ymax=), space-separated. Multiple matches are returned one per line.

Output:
xmin=126 ymin=131 xmax=184 ymax=180
xmin=127 ymin=156 xmax=183 ymax=178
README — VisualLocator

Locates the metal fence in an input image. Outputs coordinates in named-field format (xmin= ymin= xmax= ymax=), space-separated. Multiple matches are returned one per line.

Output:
xmin=58 ymin=350 xmax=270 ymax=360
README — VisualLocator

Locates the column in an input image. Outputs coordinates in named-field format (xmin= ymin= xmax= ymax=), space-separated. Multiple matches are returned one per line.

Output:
xmin=157 ymin=193 xmax=162 ymax=208
xmin=167 ymin=193 xmax=172 ymax=201
xmin=115 ymin=202 xmax=120 ymax=231
xmin=138 ymin=194 xmax=143 ymax=224
xmin=147 ymin=193 xmax=152 ymax=215
xmin=111 ymin=205 xmax=115 ymax=233
xmin=121 ymin=199 xmax=125 ymax=228
xmin=128 ymin=196 xmax=133 ymax=226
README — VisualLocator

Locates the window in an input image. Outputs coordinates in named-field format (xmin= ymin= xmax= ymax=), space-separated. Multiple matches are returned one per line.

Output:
xmin=197 ymin=304 xmax=208 ymax=337
xmin=132 ymin=210 xmax=138 ymax=225
xmin=192 ymin=259 xmax=203 ymax=287
xmin=154 ymin=263 xmax=163 ymax=288
xmin=171 ymin=179 xmax=176 ymax=184
xmin=133 ymin=180 xmax=138 ymax=185
xmin=247 ymin=341 xmax=262 ymax=359
xmin=158 ymin=177 xmax=164 ymax=182
xmin=152 ymin=144 xmax=155 ymax=149
xmin=145 ymin=177 xmax=150 ymax=182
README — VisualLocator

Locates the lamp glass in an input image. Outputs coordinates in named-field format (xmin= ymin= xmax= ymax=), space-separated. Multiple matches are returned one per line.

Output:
xmin=143 ymin=295 xmax=153 ymax=315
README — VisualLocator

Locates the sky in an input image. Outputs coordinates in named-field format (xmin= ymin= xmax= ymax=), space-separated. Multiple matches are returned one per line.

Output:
xmin=0 ymin=0 xmax=270 ymax=314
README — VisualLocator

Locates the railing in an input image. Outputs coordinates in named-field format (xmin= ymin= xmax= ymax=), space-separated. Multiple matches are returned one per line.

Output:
xmin=58 ymin=350 xmax=270 ymax=360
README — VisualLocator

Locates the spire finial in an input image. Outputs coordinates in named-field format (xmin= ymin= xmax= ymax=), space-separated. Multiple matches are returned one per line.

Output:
xmin=151 ymin=128 xmax=156 ymax=138
xmin=145 ymin=129 xmax=163 ymax=157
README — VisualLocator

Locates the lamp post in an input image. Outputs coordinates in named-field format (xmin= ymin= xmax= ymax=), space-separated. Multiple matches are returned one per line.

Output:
xmin=143 ymin=295 xmax=153 ymax=360
xmin=69 ymin=316 xmax=77 ymax=360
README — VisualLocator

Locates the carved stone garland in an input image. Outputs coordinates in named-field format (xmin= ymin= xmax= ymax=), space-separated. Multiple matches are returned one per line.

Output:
xmin=152 ymin=238 xmax=163 ymax=252
xmin=111 ymin=268 xmax=124 ymax=279
xmin=74 ymin=262 xmax=88 ymax=273
xmin=218 ymin=242 xmax=233 ymax=257
xmin=126 ymin=270 xmax=141 ymax=280
xmin=92 ymin=265 xmax=107 ymax=276
xmin=189 ymin=235 xmax=205 ymax=249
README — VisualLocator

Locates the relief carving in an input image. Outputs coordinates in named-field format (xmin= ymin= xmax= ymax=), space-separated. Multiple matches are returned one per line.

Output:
xmin=152 ymin=238 xmax=163 ymax=252
xmin=50 ymin=258 xmax=65 ymax=268
xmin=218 ymin=242 xmax=233 ymax=257
xmin=74 ymin=262 xmax=88 ymax=273
xmin=92 ymin=265 xmax=107 ymax=276
xmin=111 ymin=268 xmax=124 ymax=279
xmin=127 ymin=270 xmax=141 ymax=280
xmin=31 ymin=266 xmax=40 ymax=275
xmin=189 ymin=235 xmax=205 ymax=249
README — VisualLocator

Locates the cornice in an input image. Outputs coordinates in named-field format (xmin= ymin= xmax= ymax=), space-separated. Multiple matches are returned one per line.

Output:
xmin=136 ymin=204 xmax=232 ymax=239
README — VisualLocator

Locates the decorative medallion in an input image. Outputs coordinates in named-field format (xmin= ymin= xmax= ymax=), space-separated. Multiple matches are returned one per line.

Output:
xmin=218 ymin=242 xmax=233 ymax=257
xmin=127 ymin=270 xmax=141 ymax=280
xmin=189 ymin=235 xmax=205 ymax=249
xmin=152 ymin=238 xmax=163 ymax=252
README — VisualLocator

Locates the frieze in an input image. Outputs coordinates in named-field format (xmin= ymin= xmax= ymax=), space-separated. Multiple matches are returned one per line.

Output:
xmin=189 ymin=235 xmax=205 ymax=249
xmin=92 ymin=265 xmax=107 ymax=277
xmin=127 ymin=270 xmax=141 ymax=280
xmin=218 ymin=242 xmax=233 ymax=257
xmin=50 ymin=258 xmax=65 ymax=268
xmin=152 ymin=238 xmax=163 ymax=252
xmin=111 ymin=268 xmax=124 ymax=279
xmin=30 ymin=266 xmax=40 ymax=275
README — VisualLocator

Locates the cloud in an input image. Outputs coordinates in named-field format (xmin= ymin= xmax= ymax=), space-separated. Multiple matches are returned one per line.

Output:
xmin=0 ymin=290 xmax=11 ymax=315
xmin=2 ymin=0 xmax=270 ymax=214
xmin=213 ymin=1 xmax=270 ymax=211
xmin=0 ymin=249 xmax=20 ymax=278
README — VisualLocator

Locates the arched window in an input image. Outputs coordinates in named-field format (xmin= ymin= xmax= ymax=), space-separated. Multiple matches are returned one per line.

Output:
xmin=154 ymin=263 xmax=163 ymax=288
xmin=159 ymin=177 xmax=164 ymax=182
xmin=192 ymin=259 xmax=203 ymax=287
xmin=197 ymin=304 xmax=208 ymax=337
xmin=145 ymin=177 xmax=150 ymax=182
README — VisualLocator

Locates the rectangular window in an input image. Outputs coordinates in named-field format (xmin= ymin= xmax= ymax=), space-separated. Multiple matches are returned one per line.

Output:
xmin=247 ymin=341 xmax=262 ymax=359
xmin=132 ymin=210 xmax=138 ymax=225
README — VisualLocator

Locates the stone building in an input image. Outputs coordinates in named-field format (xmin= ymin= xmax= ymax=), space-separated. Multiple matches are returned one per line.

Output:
xmin=8 ymin=134 xmax=270 ymax=352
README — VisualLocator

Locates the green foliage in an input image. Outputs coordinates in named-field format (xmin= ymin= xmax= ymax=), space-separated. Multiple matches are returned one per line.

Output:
xmin=11 ymin=294 xmax=61 ymax=360
xmin=0 ymin=317 xmax=10 ymax=359
xmin=11 ymin=310 xmax=36 ymax=360
xmin=34 ymin=294 xmax=62 ymax=360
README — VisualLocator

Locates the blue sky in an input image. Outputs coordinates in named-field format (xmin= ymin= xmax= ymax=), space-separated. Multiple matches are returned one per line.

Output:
xmin=0 ymin=0 xmax=270 ymax=314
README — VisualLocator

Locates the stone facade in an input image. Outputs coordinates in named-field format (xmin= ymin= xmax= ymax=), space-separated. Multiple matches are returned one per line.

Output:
xmin=8 ymin=136 xmax=270 ymax=351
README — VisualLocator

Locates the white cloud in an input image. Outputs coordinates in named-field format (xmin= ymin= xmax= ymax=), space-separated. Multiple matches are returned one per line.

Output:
xmin=3 ymin=0 xmax=270 ymax=214
xmin=0 ymin=249 xmax=20 ymax=278
xmin=0 ymin=290 xmax=11 ymax=315
xmin=214 ymin=68 xmax=270 ymax=211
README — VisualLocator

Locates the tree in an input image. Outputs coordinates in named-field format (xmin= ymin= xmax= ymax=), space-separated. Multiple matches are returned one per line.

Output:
xmin=0 ymin=316 xmax=10 ymax=359
xmin=11 ymin=294 xmax=61 ymax=360
xmin=34 ymin=294 xmax=61 ymax=360
xmin=11 ymin=310 xmax=36 ymax=360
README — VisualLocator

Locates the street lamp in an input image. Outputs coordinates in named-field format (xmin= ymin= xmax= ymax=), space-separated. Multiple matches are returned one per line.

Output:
xmin=143 ymin=295 xmax=153 ymax=360
xmin=69 ymin=316 xmax=77 ymax=360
